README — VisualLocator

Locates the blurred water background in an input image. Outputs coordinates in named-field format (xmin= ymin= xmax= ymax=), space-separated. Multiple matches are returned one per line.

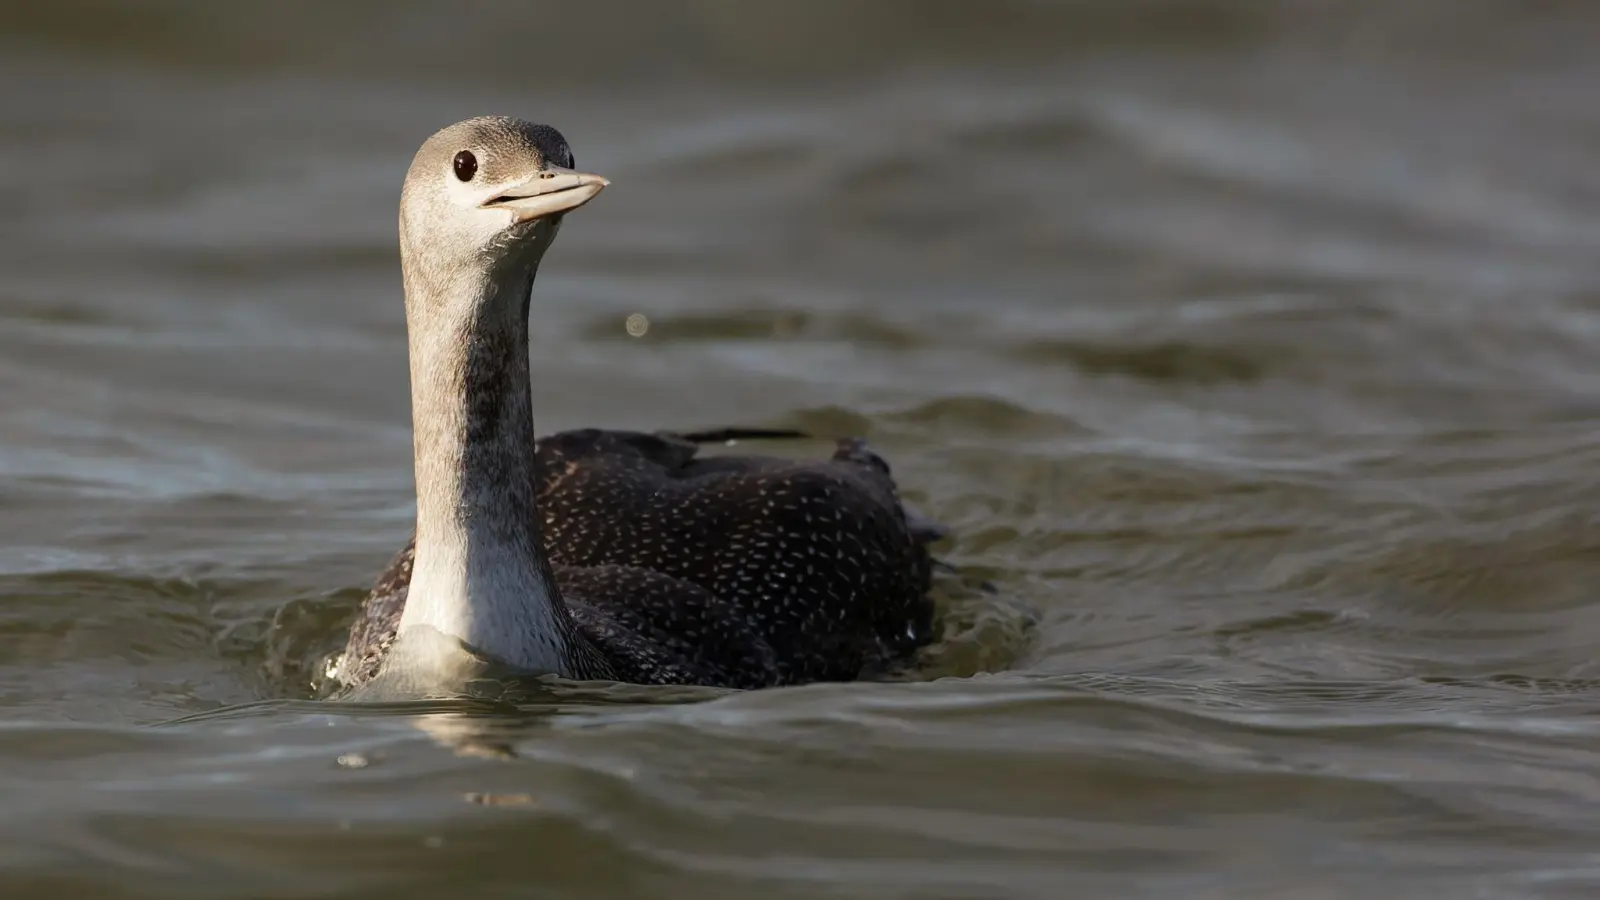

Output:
xmin=3 ymin=1 xmax=1600 ymax=897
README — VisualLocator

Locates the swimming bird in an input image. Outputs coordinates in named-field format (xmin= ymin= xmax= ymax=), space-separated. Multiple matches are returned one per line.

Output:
xmin=332 ymin=116 xmax=941 ymax=694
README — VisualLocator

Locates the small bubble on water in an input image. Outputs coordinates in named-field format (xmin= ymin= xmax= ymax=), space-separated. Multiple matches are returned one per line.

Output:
xmin=336 ymin=753 xmax=369 ymax=769
xmin=625 ymin=313 xmax=649 ymax=337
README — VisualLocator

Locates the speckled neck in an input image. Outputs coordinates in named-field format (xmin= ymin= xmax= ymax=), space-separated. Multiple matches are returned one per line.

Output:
xmin=394 ymin=233 xmax=586 ymax=677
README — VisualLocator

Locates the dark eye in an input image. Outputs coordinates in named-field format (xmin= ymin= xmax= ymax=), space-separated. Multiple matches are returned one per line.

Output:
xmin=453 ymin=150 xmax=477 ymax=182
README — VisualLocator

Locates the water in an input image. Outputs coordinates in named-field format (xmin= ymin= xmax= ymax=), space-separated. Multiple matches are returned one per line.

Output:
xmin=3 ymin=1 xmax=1600 ymax=896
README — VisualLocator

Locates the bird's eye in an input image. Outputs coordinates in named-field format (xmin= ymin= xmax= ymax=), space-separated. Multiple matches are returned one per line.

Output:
xmin=453 ymin=150 xmax=477 ymax=182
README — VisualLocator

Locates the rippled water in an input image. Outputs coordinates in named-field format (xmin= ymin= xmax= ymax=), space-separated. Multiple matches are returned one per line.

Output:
xmin=4 ymin=1 xmax=1600 ymax=897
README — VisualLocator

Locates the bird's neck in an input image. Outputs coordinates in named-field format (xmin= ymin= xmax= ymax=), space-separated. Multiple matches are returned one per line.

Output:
xmin=395 ymin=254 xmax=581 ymax=677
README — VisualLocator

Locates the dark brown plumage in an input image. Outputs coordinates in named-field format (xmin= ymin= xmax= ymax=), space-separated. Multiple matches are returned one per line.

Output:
xmin=336 ymin=429 xmax=940 ymax=690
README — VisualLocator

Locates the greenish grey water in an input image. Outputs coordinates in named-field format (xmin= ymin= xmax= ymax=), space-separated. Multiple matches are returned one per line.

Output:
xmin=3 ymin=1 xmax=1600 ymax=897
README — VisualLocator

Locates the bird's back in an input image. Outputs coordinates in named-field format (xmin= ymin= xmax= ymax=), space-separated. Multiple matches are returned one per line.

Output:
xmin=338 ymin=430 xmax=939 ymax=689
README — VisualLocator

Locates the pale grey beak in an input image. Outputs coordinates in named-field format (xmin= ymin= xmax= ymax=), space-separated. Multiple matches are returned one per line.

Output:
xmin=484 ymin=167 xmax=610 ymax=222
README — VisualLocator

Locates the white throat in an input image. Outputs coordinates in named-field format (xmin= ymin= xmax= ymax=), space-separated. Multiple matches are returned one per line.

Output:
xmin=401 ymin=516 xmax=569 ymax=675
xmin=392 ymin=220 xmax=576 ymax=677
